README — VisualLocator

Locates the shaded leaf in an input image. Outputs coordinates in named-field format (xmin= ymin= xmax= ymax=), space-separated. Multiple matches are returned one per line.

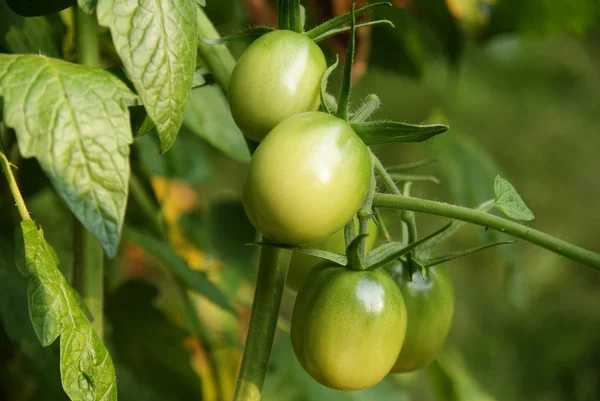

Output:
xmin=312 ymin=20 xmax=395 ymax=43
xmin=0 ymin=54 xmax=137 ymax=258
xmin=106 ymin=280 xmax=203 ymax=401
xmin=305 ymin=2 xmax=392 ymax=39
xmin=494 ymin=175 xmax=535 ymax=221
xmin=0 ymin=2 xmax=63 ymax=56
xmin=252 ymin=242 xmax=347 ymax=266
xmin=351 ymin=121 xmax=448 ymax=146
xmin=122 ymin=225 xmax=235 ymax=314
xmin=15 ymin=220 xmax=117 ymax=401
xmin=423 ymin=241 xmax=516 ymax=267
xmin=184 ymin=85 xmax=250 ymax=163
xmin=97 ymin=0 xmax=197 ymax=152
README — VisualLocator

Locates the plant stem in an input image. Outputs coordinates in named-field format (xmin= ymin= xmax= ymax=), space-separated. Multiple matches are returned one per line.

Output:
xmin=74 ymin=7 xmax=100 ymax=67
xmin=72 ymin=220 xmax=105 ymax=339
xmin=373 ymin=154 xmax=401 ymax=195
xmin=373 ymin=193 xmax=600 ymax=270
xmin=233 ymin=246 xmax=292 ymax=401
xmin=72 ymin=7 xmax=105 ymax=339
xmin=0 ymin=151 xmax=30 ymax=221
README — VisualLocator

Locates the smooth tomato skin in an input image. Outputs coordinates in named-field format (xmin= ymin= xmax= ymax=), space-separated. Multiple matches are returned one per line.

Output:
xmin=286 ymin=218 xmax=378 ymax=292
xmin=385 ymin=262 xmax=455 ymax=373
xmin=228 ymin=30 xmax=327 ymax=142
xmin=291 ymin=263 xmax=407 ymax=391
xmin=242 ymin=112 xmax=371 ymax=245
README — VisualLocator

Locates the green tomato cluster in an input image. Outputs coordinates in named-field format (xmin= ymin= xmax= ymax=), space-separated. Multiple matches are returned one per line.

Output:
xmin=229 ymin=29 xmax=454 ymax=392
xmin=230 ymin=31 xmax=372 ymax=246
xmin=290 ymin=260 xmax=455 ymax=391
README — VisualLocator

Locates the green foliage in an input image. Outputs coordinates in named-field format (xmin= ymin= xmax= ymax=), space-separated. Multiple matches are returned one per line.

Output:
xmin=277 ymin=0 xmax=303 ymax=32
xmin=351 ymin=121 xmax=448 ymax=146
xmin=97 ymin=0 xmax=198 ymax=152
xmin=123 ymin=225 xmax=235 ymax=314
xmin=106 ymin=280 xmax=203 ymax=401
xmin=494 ymin=175 xmax=535 ymax=221
xmin=320 ymin=56 xmax=339 ymax=115
xmin=0 ymin=54 xmax=137 ymax=258
xmin=336 ymin=3 xmax=356 ymax=121
xmin=304 ymin=3 xmax=391 ymax=40
xmin=15 ymin=220 xmax=117 ymax=401
xmin=201 ymin=26 xmax=275 ymax=45
xmin=0 ymin=1 xmax=63 ymax=56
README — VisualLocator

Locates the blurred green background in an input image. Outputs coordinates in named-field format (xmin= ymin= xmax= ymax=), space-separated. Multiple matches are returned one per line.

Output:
xmin=1 ymin=1 xmax=600 ymax=401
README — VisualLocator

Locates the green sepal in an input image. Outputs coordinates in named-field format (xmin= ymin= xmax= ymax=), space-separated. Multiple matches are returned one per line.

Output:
xmin=423 ymin=240 xmax=516 ymax=268
xmin=312 ymin=20 xmax=394 ymax=43
xmin=250 ymin=242 xmax=347 ymax=266
xmin=372 ymin=208 xmax=391 ymax=241
xmin=200 ymin=26 xmax=275 ymax=45
xmin=364 ymin=223 xmax=452 ymax=270
xmin=336 ymin=3 xmax=356 ymax=121
xmin=320 ymin=56 xmax=339 ymax=115
xmin=386 ymin=158 xmax=437 ymax=172
xmin=345 ymin=234 xmax=369 ymax=270
xmin=351 ymin=121 xmax=448 ymax=146
xmin=350 ymin=94 xmax=381 ymax=123
xmin=305 ymin=2 xmax=392 ymax=40
xmin=494 ymin=175 xmax=535 ymax=221
xmin=389 ymin=173 xmax=440 ymax=184
xmin=278 ymin=0 xmax=303 ymax=32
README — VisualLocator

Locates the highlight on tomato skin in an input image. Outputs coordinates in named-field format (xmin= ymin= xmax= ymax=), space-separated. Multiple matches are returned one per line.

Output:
xmin=285 ymin=218 xmax=378 ymax=293
xmin=291 ymin=263 xmax=407 ymax=391
xmin=385 ymin=261 xmax=455 ymax=373
xmin=242 ymin=111 xmax=372 ymax=246
xmin=228 ymin=30 xmax=327 ymax=142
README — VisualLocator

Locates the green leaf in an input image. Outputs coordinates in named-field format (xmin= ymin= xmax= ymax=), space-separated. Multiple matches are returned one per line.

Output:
xmin=252 ymin=242 xmax=347 ymax=266
xmin=336 ymin=3 xmax=356 ymax=121
xmin=122 ymin=225 xmax=235 ymax=314
xmin=365 ymin=223 xmax=452 ymax=270
xmin=106 ymin=281 xmax=203 ymax=401
xmin=278 ymin=0 xmax=303 ymax=32
xmin=0 ymin=54 xmax=137 ymax=258
xmin=6 ymin=0 xmax=74 ymax=17
xmin=312 ymin=20 xmax=395 ymax=43
xmin=350 ymin=94 xmax=381 ymax=123
xmin=0 ymin=2 xmax=63 ymax=56
xmin=184 ymin=85 xmax=250 ymax=163
xmin=15 ymin=220 xmax=117 ymax=401
xmin=423 ymin=241 xmax=516 ymax=268
xmin=305 ymin=2 xmax=392 ymax=40
xmin=200 ymin=26 xmax=275 ymax=45
xmin=351 ymin=121 xmax=448 ymax=146
xmin=97 ymin=0 xmax=197 ymax=152
xmin=494 ymin=175 xmax=535 ymax=221
xmin=320 ymin=56 xmax=339 ymax=115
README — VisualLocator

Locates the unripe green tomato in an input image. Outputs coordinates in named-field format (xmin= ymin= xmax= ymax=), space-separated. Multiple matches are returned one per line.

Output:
xmin=385 ymin=261 xmax=455 ymax=373
xmin=291 ymin=263 xmax=407 ymax=391
xmin=242 ymin=112 xmax=371 ymax=245
xmin=286 ymin=218 xmax=378 ymax=292
xmin=228 ymin=30 xmax=327 ymax=142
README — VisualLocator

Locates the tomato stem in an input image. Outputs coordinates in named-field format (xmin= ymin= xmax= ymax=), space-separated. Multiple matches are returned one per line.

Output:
xmin=0 ymin=151 xmax=30 ymax=221
xmin=373 ymin=193 xmax=600 ymax=270
xmin=233 ymin=245 xmax=292 ymax=401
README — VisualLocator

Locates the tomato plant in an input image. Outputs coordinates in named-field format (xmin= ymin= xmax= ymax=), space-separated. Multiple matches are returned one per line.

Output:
xmin=291 ymin=263 xmax=407 ymax=390
xmin=1 ymin=1 xmax=600 ymax=401
xmin=385 ymin=261 xmax=455 ymax=373
xmin=242 ymin=111 xmax=371 ymax=245
xmin=228 ymin=30 xmax=327 ymax=142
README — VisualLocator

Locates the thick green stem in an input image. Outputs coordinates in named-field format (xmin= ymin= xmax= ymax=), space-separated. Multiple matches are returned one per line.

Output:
xmin=72 ymin=221 xmax=105 ymax=339
xmin=0 ymin=152 xmax=30 ymax=221
xmin=233 ymin=246 xmax=292 ymax=401
xmin=373 ymin=193 xmax=600 ymax=270
xmin=74 ymin=7 xmax=100 ymax=67
xmin=72 ymin=7 xmax=104 ymax=339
